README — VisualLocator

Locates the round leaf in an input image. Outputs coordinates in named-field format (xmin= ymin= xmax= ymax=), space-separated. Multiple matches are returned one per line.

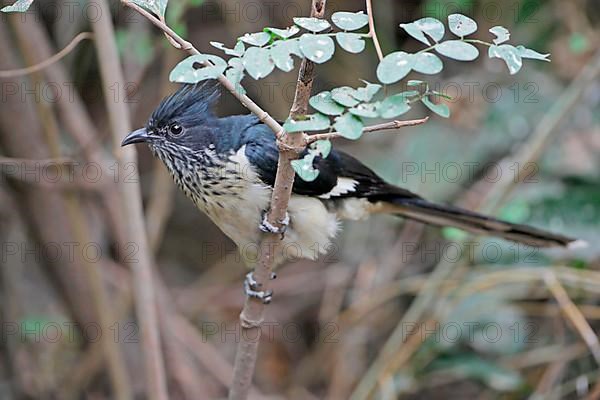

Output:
xmin=378 ymin=94 xmax=411 ymax=118
xmin=299 ymin=34 xmax=335 ymax=64
xmin=264 ymin=25 xmax=300 ymax=39
xmin=226 ymin=58 xmax=245 ymax=95
xmin=352 ymin=82 xmax=382 ymax=102
xmin=422 ymin=96 xmax=450 ymax=118
xmin=448 ymin=14 xmax=478 ymax=37
xmin=401 ymin=17 xmax=445 ymax=45
xmin=169 ymin=54 xmax=227 ymax=83
xmin=269 ymin=39 xmax=301 ymax=72
xmin=242 ymin=47 xmax=275 ymax=79
xmin=376 ymin=52 xmax=414 ymax=84
xmin=1 ymin=0 xmax=34 ymax=12
xmin=293 ymin=17 xmax=331 ymax=33
xmin=309 ymin=91 xmax=345 ymax=116
xmin=334 ymin=113 xmax=364 ymax=140
xmin=291 ymin=156 xmax=320 ymax=182
xmin=310 ymin=139 xmax=332 ymax=158
xmin=336 ymin=32 xmax=366 ymax=53
xmin=240 ymin=32 xmax=271 ymax=47
xmin=435 ymin=40 xmax=479 ymax=61
xmin=489 ymin=26 xmax=510 ymax=45
xmin=130 ymin=0 xmax=167 ymax=18
xmin=331 ymin=11 xmax=369 ymax=31
xmin=413 ymin=52 xmax=443 ymax=74
xmin=349 ymin=102 xmax=380 ymax=118
xmin=331 ymin=87 xmax=360 ymax=107
xmin=488 ymin=44 xmax=523 ymax=75
xmin=210 ymin=41 xmax=245 ymax=57
xmin=516 ymin=45 xmax=550 ymax=62
xmin=283 ymin=113 xmax=331 ymax=133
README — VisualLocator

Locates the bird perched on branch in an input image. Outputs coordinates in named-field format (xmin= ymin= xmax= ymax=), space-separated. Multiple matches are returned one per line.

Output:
xmin=122 ymin=83 xmax=583 ymax=302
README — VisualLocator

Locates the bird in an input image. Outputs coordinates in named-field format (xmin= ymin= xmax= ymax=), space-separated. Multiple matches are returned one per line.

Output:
xmin=122 ymin=83 xmax=583 ymax=302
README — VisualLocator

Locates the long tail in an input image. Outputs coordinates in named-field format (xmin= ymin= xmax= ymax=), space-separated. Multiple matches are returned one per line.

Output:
xmin=383 ymin=198 xmax=583 ymax=248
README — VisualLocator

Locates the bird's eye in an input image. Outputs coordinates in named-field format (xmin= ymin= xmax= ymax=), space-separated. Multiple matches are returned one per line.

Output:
xmin=169 ymin=123 xmax=183 ymax=137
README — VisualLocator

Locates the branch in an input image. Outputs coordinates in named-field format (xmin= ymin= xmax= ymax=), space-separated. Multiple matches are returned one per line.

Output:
xmin=0 ymin=32 xmax=93 ymax=78
xmin=121 ymin=0 xmax=284 ymax=137
xmin=305 ymin=117 xmax=429 ymax=144
xmin=229 ymin=1 xmax=327 ymax=399
xmin=92 ymin=1 xmax=168 ymax=399
xmin=366 ymin=0 xmax=384 ymax=62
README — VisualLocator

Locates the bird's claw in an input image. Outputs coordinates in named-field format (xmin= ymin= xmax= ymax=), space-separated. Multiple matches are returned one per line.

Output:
xmin=259 ymin=211 xmax=290 ymax=239
xmin=244 ymin=272 xmax=276 ymax=304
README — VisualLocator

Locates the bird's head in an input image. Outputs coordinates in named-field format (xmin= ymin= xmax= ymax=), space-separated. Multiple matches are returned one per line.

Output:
xmin=121 ymin=83 xmax=220 ymax=154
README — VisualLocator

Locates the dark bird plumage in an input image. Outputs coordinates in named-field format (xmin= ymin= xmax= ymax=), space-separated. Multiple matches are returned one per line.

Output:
xmin=122 ymin=83 xmax=583 ymax=268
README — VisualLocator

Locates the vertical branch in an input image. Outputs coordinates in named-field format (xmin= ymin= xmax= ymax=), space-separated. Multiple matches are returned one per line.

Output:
xmin=228 ymin=1 xmax=327 ymax=399
xmin=366 ymin=0 xmax=384 ymax=62
xmin=90 ymin=1 xmax=168 ymax=399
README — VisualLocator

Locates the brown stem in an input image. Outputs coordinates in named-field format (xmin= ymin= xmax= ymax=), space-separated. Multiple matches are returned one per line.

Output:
xmin=305 ymin=117 xmax=429 ymax=144
xmin=91 ymin=1 xmax=168 ymax=399
xmin=0 ymin=32 xmax=93 ymax=78
xmin=228 ymin=1 xmax=327 ymax=399
xmin=366 ymin=0 xmax=384 ymax=62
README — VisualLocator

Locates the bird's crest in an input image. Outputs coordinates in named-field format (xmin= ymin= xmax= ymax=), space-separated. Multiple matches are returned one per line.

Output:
xmin=149 ymin=82 xmax=220 ymax=129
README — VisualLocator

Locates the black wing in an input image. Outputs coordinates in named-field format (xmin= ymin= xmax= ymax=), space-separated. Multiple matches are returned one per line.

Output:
xmin=237 ymin=117 xmax=421 ymax=201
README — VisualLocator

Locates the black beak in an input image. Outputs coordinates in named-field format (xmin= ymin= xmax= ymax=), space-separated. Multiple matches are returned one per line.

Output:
xmin=121 ymin=128 xmax=150 ymax=146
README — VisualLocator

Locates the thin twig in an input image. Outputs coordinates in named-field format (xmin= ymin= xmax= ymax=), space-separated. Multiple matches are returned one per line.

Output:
xmin=544 ymin=272 xmax=600 ymax=365
xmin=0 ymin=32 xmax=93 ymax=78
xmin=306 ymin=117 xmax=429 ymax=144
xmin=121 ymin=0 xmax=284 ymax=138
xmin=92 ymin=1 xmax=168 ymax=399
xmin=366 ymin=0 xmax=384 ymax=62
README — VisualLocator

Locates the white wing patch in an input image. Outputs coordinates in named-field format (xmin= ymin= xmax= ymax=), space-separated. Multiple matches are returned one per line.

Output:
xmin=318 ymin=177 xmax=358 ymax=199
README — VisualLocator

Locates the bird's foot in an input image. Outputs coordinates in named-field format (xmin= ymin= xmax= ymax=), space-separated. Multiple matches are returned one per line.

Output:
xmin=244 ymin=271 xmax=276 ymax=304
xmin=259 ymin=211 xmax=290 ymax=239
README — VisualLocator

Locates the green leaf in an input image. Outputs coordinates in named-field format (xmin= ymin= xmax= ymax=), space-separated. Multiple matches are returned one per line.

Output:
xmin=400 ymin=17 xmax=445 ymax=45
xmin=333 ymin=113 xmax=364 ymax=140
xmin=435 ymin=40 xmax=479 ymax=61
xmin=311 ymin=139 xmax=332 ymax=158
xmin=331 ymin=11 xmax=369 ymax=31
xmin=413 ymin=52 xmax=443 ymax=74
xmin=283 ymin=113 xmax=331 ymax=133
xmin=309 ymin=91 xmax=345 ymax=116
xmin=489 ymin=44 xmax=523 ymax=75
xmin=226 ymin=58 xmax=245 ymax=95
xmin=489 ymin=26 xmax=510 ymax=45
xmin=264 ymin=25 xmax=300 ymax=39
xmin=1 ymin=0 xmax=33 ymax=12
xmin=448 ymin=13 xmax=478 ymax=37
xmin=239 ymin=32 xmax=271 ymax=47
xmin=352 ymin=81 xmax=382 ymax=102
xmin=331 ymin=86 xmax=360 ymax=107
xmin=269 ymin=39 xmax=301 ymax=72
xmin=516 ymin=45 xmax=550 ymax=62
xmin=242 ymin=47 xmax=275 ymax=79
xmin=299 ymin=34 xmax=335 ymax=64
xmin=378 ymin=93 xmax=412 ymax=118
xmin=210 ymin=41 xmax=245 ymax=57
xmin=335 ymin=32 xmax=365 ymax=53
xmin=376 ymin=52 xmax=414 ymax=84
xmin=169 ymin=54 xmax=227 ymax=83
xmin=349 ymin=102 xmax=380 ymax=118
xmin=291 ymin=156 xmax=320 ymax=181
xmin=422 ymin=96 xmax=450 ymax=118
xmin=293 ymin=17 xmax=331 ymax=33
xmin=130 ymin=0 xmax=167 ymax=17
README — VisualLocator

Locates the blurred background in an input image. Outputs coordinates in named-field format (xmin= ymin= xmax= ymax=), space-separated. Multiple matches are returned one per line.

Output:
xmin=0 ymin=0 xmax=599 ymax=398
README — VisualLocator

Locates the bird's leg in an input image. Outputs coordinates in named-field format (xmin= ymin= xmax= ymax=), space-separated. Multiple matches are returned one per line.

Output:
xmin=244 ymin=271 xmax=276 ymax=304
xmin=259 ymin=210 xmax=290 ymax=239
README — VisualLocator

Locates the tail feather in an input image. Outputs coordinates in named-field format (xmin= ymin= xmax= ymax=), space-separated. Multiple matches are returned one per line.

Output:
xmin=384 ymin=198 xmax=579 ymax=248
